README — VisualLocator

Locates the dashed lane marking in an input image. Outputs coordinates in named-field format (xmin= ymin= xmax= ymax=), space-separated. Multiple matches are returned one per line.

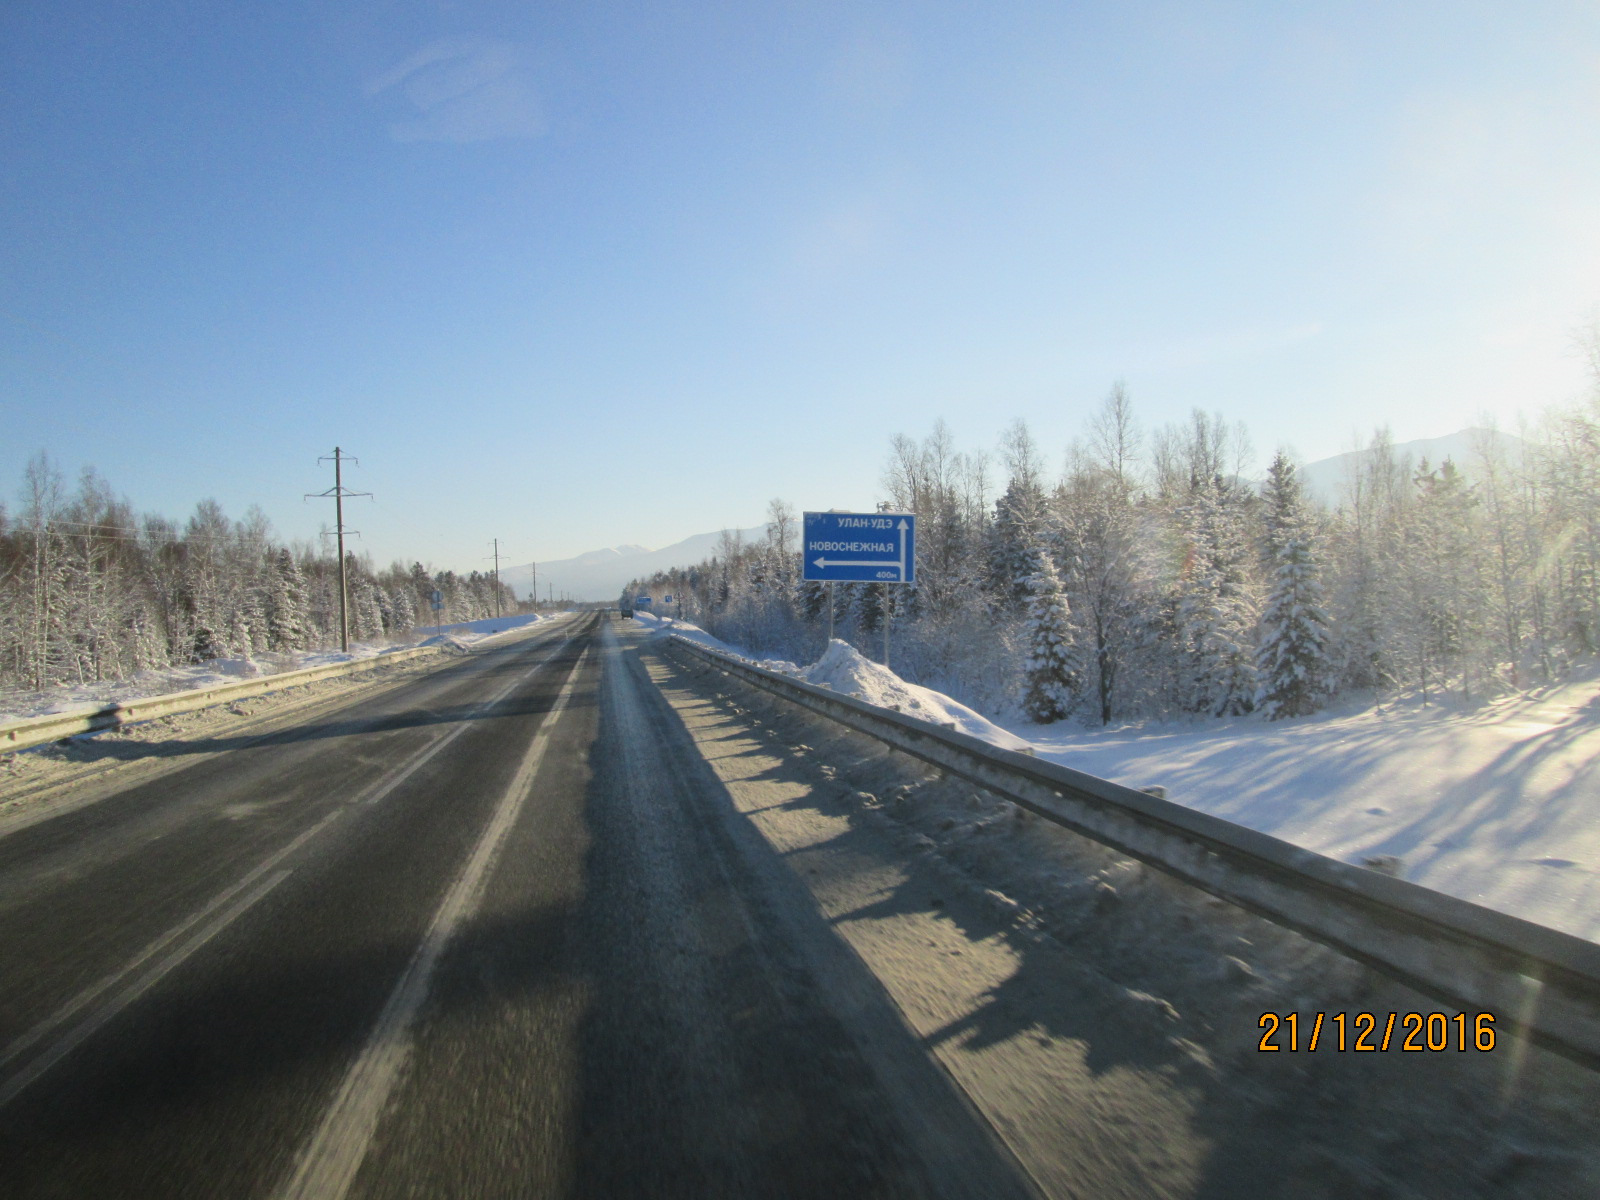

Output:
xmin=274 ymin=640 xmax=593 ymax=1200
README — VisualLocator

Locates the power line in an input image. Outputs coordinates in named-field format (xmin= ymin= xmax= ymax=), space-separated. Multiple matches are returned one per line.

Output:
xmin=14 ymin=519 xmax=336 ymax=550
xmin=8 ymin=522 xmax=280 ymax=547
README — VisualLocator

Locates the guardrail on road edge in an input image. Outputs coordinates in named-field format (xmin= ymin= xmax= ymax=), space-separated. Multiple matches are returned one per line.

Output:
xmin=0 ymin=647 xmax=445 ymax=755
xmin=662 ymin=633 xmax=1600 ymax=1070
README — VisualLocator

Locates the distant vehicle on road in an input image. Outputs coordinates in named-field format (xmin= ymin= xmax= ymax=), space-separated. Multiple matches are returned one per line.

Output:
xmin=619 ymin=606 xmax=634 ymax=619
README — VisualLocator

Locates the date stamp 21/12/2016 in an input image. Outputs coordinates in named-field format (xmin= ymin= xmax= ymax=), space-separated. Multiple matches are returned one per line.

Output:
xmin=1258 ymin=1012 xmax=1498 ymax=1053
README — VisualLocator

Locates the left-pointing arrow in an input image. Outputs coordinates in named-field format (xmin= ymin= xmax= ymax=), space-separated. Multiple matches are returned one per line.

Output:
xmin=813 ymin=557 xmax=904 ymax=576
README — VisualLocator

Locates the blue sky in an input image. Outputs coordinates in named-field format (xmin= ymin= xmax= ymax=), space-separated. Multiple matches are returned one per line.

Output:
xmin=4 ymin=1 xmax=1597 ymax=572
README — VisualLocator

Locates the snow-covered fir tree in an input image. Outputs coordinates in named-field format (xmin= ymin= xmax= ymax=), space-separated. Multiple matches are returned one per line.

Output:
xmin=856 ymin=582 xmax=887 ymax=634
xmin=265 ymin=548 xmax=307 ymax=651
xmin=388 ymin=585 xmax=416 ymax=634
xmin=352 ymin=576 xmax=384 ymax=640
xmin=190 ymin=623 xmax=224 ymax=665
xmin=1177 ymin=475 xmax=1258 ymax=716
xmin=375 ymin=584 xmax=394 ymax=633
xmin=1254 ymin=452 xmax=1332 ymax=719
xmin=796 ymin=579 xmax=828 ymax=624
xmin=224 ymin=602 xmax=256 ymax=659
xmin=988 ymin=474 xmax=1046 ymax=612
xmin=1415 ymin=458 xmax=1486 ymax=695
xmin=987 ymin=421 xmax=1049 ymax=614
xmin=1020 ymin=548 xmax=1081 ymax=723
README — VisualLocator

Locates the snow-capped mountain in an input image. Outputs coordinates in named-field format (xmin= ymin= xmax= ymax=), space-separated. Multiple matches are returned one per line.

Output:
xmin=505 ymin=525 xmax=767 ymax=602
xmin=1295 ymin=428 xmax=1524 ymax=504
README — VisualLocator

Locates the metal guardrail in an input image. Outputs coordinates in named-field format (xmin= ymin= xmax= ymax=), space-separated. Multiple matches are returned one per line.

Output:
xmin=0 ymin=616 xmax=580 ymax=757
xmin=0 ymin=647 xmax=443 ymax=755
xmin=663 ymin=634 xmax=1600 ymax=1069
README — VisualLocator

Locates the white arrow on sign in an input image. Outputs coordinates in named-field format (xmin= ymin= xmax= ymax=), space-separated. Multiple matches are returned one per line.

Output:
xmin=813 ymin=558 xmax=887 ymax=569
xmin=812 ymin=520 xmax=911 ymax=579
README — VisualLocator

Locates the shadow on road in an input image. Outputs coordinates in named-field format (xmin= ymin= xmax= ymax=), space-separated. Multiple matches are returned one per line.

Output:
xmin=21 ymin=653 xmax=562 ymax=767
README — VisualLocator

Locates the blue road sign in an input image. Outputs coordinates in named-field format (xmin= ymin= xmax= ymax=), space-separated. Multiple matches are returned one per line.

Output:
xmin=802 ymin=512 xmax=916 ymax=583
xmin=430 ymin=589 xmax=443 ymax=612
xmin=636 ymin=595 xmax=653 ymax=606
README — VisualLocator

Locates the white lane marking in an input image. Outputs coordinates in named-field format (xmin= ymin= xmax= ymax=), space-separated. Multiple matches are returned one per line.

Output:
xmin=274 ymin=641 xmax=592 ymax=1200
xmin=0 ymin=806 xmax=342 ymax=1087
xmin=355 ymin=623 xmax=582 ymax=807
xmin=0 ymin=860 xmax=294 ymax=1109
xmin=0 ymin=628 xmax=582 ymax=1110
xmin=0 ymin=617 xmax=574 ymax=844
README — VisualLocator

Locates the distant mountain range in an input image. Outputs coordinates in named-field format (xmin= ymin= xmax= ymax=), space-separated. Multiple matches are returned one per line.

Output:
xmin=1294 ymin=427 xmax=1523 ymax=504
xmin=503 ymin=525 xmax=768 ymax=603
xmin=509 ymin=429 xmax=1526 ymax=601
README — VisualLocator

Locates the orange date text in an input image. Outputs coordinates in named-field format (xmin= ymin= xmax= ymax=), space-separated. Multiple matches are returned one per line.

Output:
xmin=1257 ymin=1011 xmax=1497 ymax=1052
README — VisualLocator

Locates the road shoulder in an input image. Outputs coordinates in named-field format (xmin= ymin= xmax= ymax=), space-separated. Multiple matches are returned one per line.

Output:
xmin=636 ymin=628 xmax=1600 ymax=1200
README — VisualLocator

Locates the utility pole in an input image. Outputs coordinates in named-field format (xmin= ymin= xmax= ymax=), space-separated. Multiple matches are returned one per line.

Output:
xmin=488 ymin=539 xmax=505 ymax=617
xmin=306 ymin=447 xmax=371 ymax=653
xmin=530 ymin=562 xmax=537 ymax=612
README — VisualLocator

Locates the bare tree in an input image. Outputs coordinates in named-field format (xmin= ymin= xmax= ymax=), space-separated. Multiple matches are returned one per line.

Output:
xmin=1086 ymin=380 xmax=1141 ymax=490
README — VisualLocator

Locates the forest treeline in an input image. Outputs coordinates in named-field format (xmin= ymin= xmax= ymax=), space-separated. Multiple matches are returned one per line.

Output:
xmin=626 ymin=384 xmax=1600 ymax=725
xmin=0 ymin=455 xmax=518 ymax=694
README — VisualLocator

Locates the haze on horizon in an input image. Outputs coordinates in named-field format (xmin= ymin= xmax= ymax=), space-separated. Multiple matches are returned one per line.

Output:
xmin=4 ymin=1 xmax=1597 ymax=574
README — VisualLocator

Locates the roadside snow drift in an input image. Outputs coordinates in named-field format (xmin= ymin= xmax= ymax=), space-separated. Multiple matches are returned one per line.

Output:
xmin=1021 ymin=675 xmax=1600 ymax=942
xmin=800 ymin=639 xmax=1035 ymax=754
xmin=639 ymin=615 xmax=1032 ymax=754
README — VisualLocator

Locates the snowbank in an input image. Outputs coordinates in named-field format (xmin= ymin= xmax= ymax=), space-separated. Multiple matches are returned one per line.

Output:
xmin=631 ymin=611 xmax=742 ymax=655
xmin=799 ymin=640 xmax=1034 ymax=753
xmin=637 ymin=617 xmax=1032 ymax=755
xmin=1016 ymin=674 xmax=1600 ymax=941
xmin=0 ymin=613 xmax=558 ymax=724
xmin=411 ymin=612 xmax=550 ymax=649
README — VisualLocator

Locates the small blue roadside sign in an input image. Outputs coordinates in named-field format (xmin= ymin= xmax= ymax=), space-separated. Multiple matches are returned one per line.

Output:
xmin=430 ymin=589 xmax=443 ymax=612
xmin=636 ymin=595 xmax=653 ymax=606
xmin=802 ymin=512 xmax=916 ymax=583
xmin=663 ymin=595 xmax=673 ymax=603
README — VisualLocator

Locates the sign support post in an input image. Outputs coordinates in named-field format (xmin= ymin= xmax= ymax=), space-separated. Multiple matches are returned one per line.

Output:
xmin=883 ymin=588 xmax=891 ymax=669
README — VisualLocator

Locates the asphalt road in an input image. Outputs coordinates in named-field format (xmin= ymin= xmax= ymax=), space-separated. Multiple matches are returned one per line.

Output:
xmin=0 ymin=613 xmax=1035 ymax=1199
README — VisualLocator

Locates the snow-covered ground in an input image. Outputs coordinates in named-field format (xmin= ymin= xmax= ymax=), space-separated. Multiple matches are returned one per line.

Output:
xmin=632 ymin=613 xmax=1600 ymax=942
xmin=0 ymin=613 xmax=559 ymax=724
xmin=634 ymin=613 xmax=1031 ymax=753
xmin=1022 ymin=676 xmax=1600 ymax=941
